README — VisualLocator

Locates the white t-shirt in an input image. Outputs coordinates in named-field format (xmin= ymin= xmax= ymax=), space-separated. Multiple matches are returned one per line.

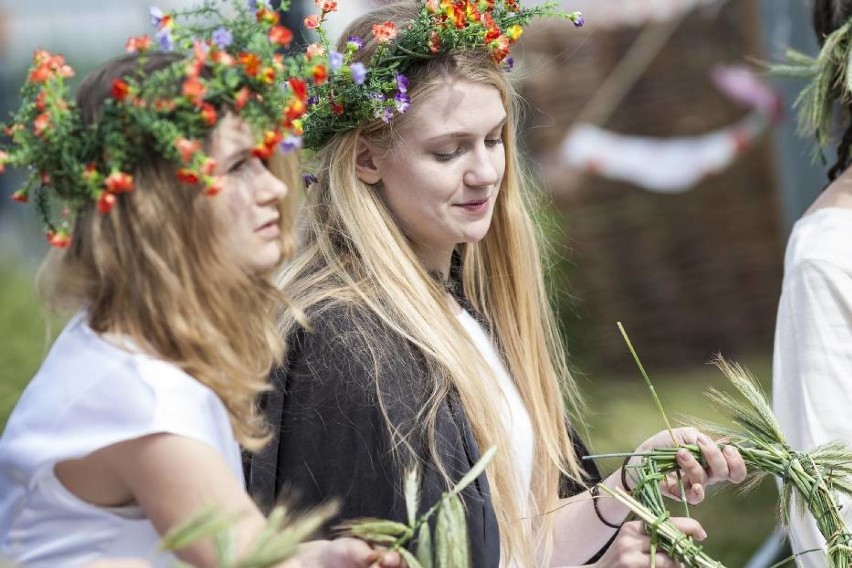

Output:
xmin=456 ymin=309 xmax=535 ymax=506
xmin=0 ymin=312 xmax=243 ymax=567
xmin=773 ymin=207 xmax=852 ymax=568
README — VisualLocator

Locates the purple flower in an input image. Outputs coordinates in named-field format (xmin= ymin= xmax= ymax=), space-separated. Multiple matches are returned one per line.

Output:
xmin=347 ymin=35 xmax=365 ymax=52
xmin=279 ymin=136 xmax=302 ymax=153
xmin=394 ymin=72 xmax=408 ymax=93
xmin=394 ymin=92 xmax=410 ymax=113
xmin=329 ymin=51 xmax=344 ymax=73
xmin=368 ymin=92 xmax=385 ymax=101
xmin=380 ymin=107 xmax=394 ymax=123
xmin=303 ymin=173 xmax=318 ymax=187
xmin=502 ymin=56 xmax=514 ymax=72
xmin=307 ymin=95 xmax=320 ymax=106
xmin=350 ymin=62 xmax=367 ymax=85
xmin=156 ymin=28 xmax=174 ymax=52
xmin=212 ymin=26 xmax=233 ymax=49
xmin=569 ymin=11 xmax=584 ymax=28
xmin=150 ymin=6 xmax=165 ymax=27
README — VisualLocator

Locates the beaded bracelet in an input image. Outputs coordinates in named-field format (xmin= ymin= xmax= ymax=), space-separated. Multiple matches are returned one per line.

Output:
xmin=590 ymin=484 xmax=623 ymax=529
xmin=621 ymin=455 xmax=635 ymax=492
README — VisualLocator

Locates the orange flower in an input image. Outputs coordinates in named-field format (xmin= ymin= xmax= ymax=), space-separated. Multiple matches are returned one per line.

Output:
xmin=284 ymin=98 xmax=306 ymax=123
xmin=11 ymin=190 xmax=28 ymax=203
xmin=304 ymin=15 xmax=321 ymax=30
xmin=175 ymin=138 xmax=201 ymax=162
xmin=200 ymin=103 xmax=217 ymax=126
xmin=269 ymin=25 xmax=293 ymax=46
xmin=371 ymin=21 xmax=397 ymax=43
xmin=182 ymin=77 xmax=205 ymax=102
xmin=289 ymin=78 xmax=308 ymax=101
xmin=205 ymin=176 xmax=223 ymax=196
xmin=306 ymin=43 xmax=325 ymax=60
xmin=105 ymin=171 xmax=134 ymax=193
xmin=428 ymin=30 xmax=442 ymax=53
xmin=256 ymin=8 xmax=279 ymax=25
xmin=318 ymin=0 xmax=337 ymax=12
xmin=261 ymin=66 xmax=276 ymax=84
xmin=235 ymin=87 xmax=251 ymax=111
xmin=200 ymin=158 xmax=217 ymax=176
xmin=33 ymin=113 xmax=50 ymax=137
xmin=0 ymin=150 xmax=8 ymax=174
xmin=312 ymin=64 xmax=328 ymax=85
xmin=239 ymin=53 xmax=261 ymax=77
xmin=125 ymin=35 xmax=152 ymax=54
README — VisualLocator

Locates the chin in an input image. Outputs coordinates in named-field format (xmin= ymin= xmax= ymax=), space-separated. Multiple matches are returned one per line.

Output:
xmin=245 ymin=244 xmax=283 ymax=274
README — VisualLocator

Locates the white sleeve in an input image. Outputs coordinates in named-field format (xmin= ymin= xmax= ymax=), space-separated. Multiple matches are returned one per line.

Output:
xmin=773 ymin=257 xmax=852 ymax=567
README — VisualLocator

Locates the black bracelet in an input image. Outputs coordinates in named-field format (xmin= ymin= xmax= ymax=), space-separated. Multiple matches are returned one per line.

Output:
xmin=621 ymin=455 xmax=634 ymax=492
xmin=590 ymin=484 xmax=623 ymax=529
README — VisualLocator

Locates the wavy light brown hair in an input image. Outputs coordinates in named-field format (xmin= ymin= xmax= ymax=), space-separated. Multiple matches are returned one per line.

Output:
xmin=36 ymin=53 xmax=299 ymax=450
xmin=277 ymin=3 xmax=586 ymax=564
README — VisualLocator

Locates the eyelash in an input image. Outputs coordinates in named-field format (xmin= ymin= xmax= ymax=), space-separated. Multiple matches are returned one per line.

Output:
xmin=228 ymin=156 xmax=269 ymax=174
xmin=433 ymin=138 xmax=503 ymax=162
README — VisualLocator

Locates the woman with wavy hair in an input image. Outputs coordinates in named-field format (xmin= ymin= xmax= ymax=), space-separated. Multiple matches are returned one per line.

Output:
xmin=0 ymin=4 xmax=400 ymax=567
xmin=247 ymin=2 xmax=747 ymax=567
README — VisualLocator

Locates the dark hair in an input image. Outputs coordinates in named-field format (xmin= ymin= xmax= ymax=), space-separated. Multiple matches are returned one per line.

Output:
xmin=812 ymin=0 xmax=852 ymax=180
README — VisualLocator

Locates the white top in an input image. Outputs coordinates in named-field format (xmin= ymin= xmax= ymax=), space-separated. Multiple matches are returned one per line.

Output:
xmin=0 ymin=312 xmax=243 ymax=567
xmin=772 ymin=207 xmax=852 ymax=568
xmin=456 ymin=309 xmax=535 ymax=513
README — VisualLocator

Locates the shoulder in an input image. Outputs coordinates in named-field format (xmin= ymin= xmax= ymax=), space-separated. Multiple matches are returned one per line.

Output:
xmin=785 ymin=208 xmax=852 ymax=276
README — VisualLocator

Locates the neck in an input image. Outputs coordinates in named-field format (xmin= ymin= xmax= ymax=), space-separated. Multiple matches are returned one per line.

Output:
xmin=412 ymin=242 xmax=454 ymax=281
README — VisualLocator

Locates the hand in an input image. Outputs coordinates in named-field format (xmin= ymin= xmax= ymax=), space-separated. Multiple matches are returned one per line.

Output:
xmin=296 ymin=538 xmax=404 ymax=568
xmin=629 ymin=427 xmax=747 ymax=505
xmin=592 ymin=518 xmax=707 ymax=568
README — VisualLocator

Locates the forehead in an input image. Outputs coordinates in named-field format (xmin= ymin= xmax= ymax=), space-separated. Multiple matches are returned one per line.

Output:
xmin=403 ymin=80 xmax=506 ymax=138
xmin=212 ymin=112 xmax=254 ymax=149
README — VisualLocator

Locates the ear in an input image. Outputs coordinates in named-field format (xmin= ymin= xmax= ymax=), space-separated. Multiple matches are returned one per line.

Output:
xmin=355 ymin=137 xmax=382 ymax=185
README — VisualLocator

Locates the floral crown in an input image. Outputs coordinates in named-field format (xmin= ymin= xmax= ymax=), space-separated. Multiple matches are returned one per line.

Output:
xmin=299 ymin=0 xmax=584 ymax=151
xmin=0 ymin=0 xmax=322 ymax=248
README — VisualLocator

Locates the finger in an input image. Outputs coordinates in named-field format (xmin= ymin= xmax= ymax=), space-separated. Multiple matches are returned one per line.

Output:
xmin=723 ymin=444 xmax=748 ymax=484
xmin=668 ymin=517 xmax=708 ymax=541
xmin=676 ymin=447 xmax=708 ymax=487
xmin=651 ymin=551 xmax=685 ymax=568
xmin=697 ymin=434 xmax=729 ymax=484
xmin=376 ymin=551 xmax=402 ymax=568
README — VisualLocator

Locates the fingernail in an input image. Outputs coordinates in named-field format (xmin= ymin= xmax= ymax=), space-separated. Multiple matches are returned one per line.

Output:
xmin=677 ymin=448 xmax=689 ymax=459
xmin=698 ymin=434 xmax=711 ymax=445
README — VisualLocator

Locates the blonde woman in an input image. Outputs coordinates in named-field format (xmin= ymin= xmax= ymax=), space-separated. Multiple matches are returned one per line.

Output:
xmin=247 ymin=2 xmax=746 ymax=566
xmin=0 ymin=4 xmax=400 ymax=568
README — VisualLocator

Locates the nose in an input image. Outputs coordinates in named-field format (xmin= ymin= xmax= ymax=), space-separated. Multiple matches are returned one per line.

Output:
xmin=463 ymin=144 xmax=502 ymax=188
xmin=256 ymin=165 xmax=288 ymax=204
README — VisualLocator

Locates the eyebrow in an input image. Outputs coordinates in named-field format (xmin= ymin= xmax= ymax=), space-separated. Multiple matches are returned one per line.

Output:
xmin=424 ymin=115 xmax=508 ymax=143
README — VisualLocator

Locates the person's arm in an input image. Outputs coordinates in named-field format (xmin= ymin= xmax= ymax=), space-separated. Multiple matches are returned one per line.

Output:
xmin=550 ymin=427 xmax=746 ymax=566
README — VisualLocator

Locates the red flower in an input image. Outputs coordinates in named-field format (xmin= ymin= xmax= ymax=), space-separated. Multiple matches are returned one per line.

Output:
xmin=304 ymin=15 xmax=321 ymax=30
xmin=371 ymin=21 xmax=397 ymax=43
xmin=97 ymin=191 xmax=117 ymax=214
xmin=40 ymin=171 xmax=51 ymax=185
xmin=289 ymin=78 xmax=308 ymax=101
xmin=261 ymin=66 xmax=276 ymax=84
xmin=200 ymin=103 xmax=217 ymax=126
xmin=205 ymin=177 xmax=223 ymax=196
xmin=11 ymin=190 xmax=28 ymax=203
xmin=312 ymin=64 xmax=328 ymax=85
xmin=125 ymin=35 xmax=152 ymax=54
xmin=331 ymin=101 xmax=344 ymax=116
xmin=428 ymin=31 xmax=442 ymax=53
xmin=47 ymin=230 xmax=71 ymax=249
xmin=175 ymin=138 xmax=201 ymax=162
xmin=35 ymin=91 xmax=47 ymax=111
xmin=284 ymin=98 xmax=307 ymax=123
xmin=105 ymin=171 xmax=134 ymax=193
xmin=0 ymin=150 xmax=8 ymax=174
xmin=269 ymin=25 xmax=293 ymax=46
xmin=112 ymin=79 xmax=131 ymax=101
xmin=33 ymin=113 xmax=50 ymax=137
xmin=318 ymin=0 xmax=337 ymax=12
xmin=177 ymin=168 xmax=200 ymax=185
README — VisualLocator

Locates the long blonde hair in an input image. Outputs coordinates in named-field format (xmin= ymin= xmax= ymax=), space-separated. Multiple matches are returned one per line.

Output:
xmin=278 ymin=3 xmax=586 ymax=563
xmin=36 ymin=53 xmax=300 ymax=450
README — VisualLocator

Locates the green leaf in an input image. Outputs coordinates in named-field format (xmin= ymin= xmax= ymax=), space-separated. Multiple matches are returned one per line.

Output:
xmin=434 ymin=495 xmax=470 ymax=568
xmin=415 ymin=522 xmax=433 ymax=568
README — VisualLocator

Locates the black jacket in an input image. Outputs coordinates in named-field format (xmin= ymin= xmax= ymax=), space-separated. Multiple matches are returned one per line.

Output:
xmin=245 ymin=302 xmax=605 ymax=567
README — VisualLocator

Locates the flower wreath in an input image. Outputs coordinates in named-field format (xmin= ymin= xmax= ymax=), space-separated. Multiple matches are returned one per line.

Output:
xmin=299 ymin=0 xmax=584 ymax=151
xmin=0 ymin=0 xmax=324 ymax=248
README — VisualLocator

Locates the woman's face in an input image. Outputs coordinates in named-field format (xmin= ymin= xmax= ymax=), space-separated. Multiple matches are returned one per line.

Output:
xmin=365 ymin=80 xmax=506 ymax=268
xmin=209 ymin=113 xmax=289 ymax=274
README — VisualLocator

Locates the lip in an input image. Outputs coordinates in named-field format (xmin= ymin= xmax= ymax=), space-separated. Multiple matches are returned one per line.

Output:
xmin=453 ymin=197 xmax=490 ymax=213
xmin=255 ymin=218 xmax=280 ymax=238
